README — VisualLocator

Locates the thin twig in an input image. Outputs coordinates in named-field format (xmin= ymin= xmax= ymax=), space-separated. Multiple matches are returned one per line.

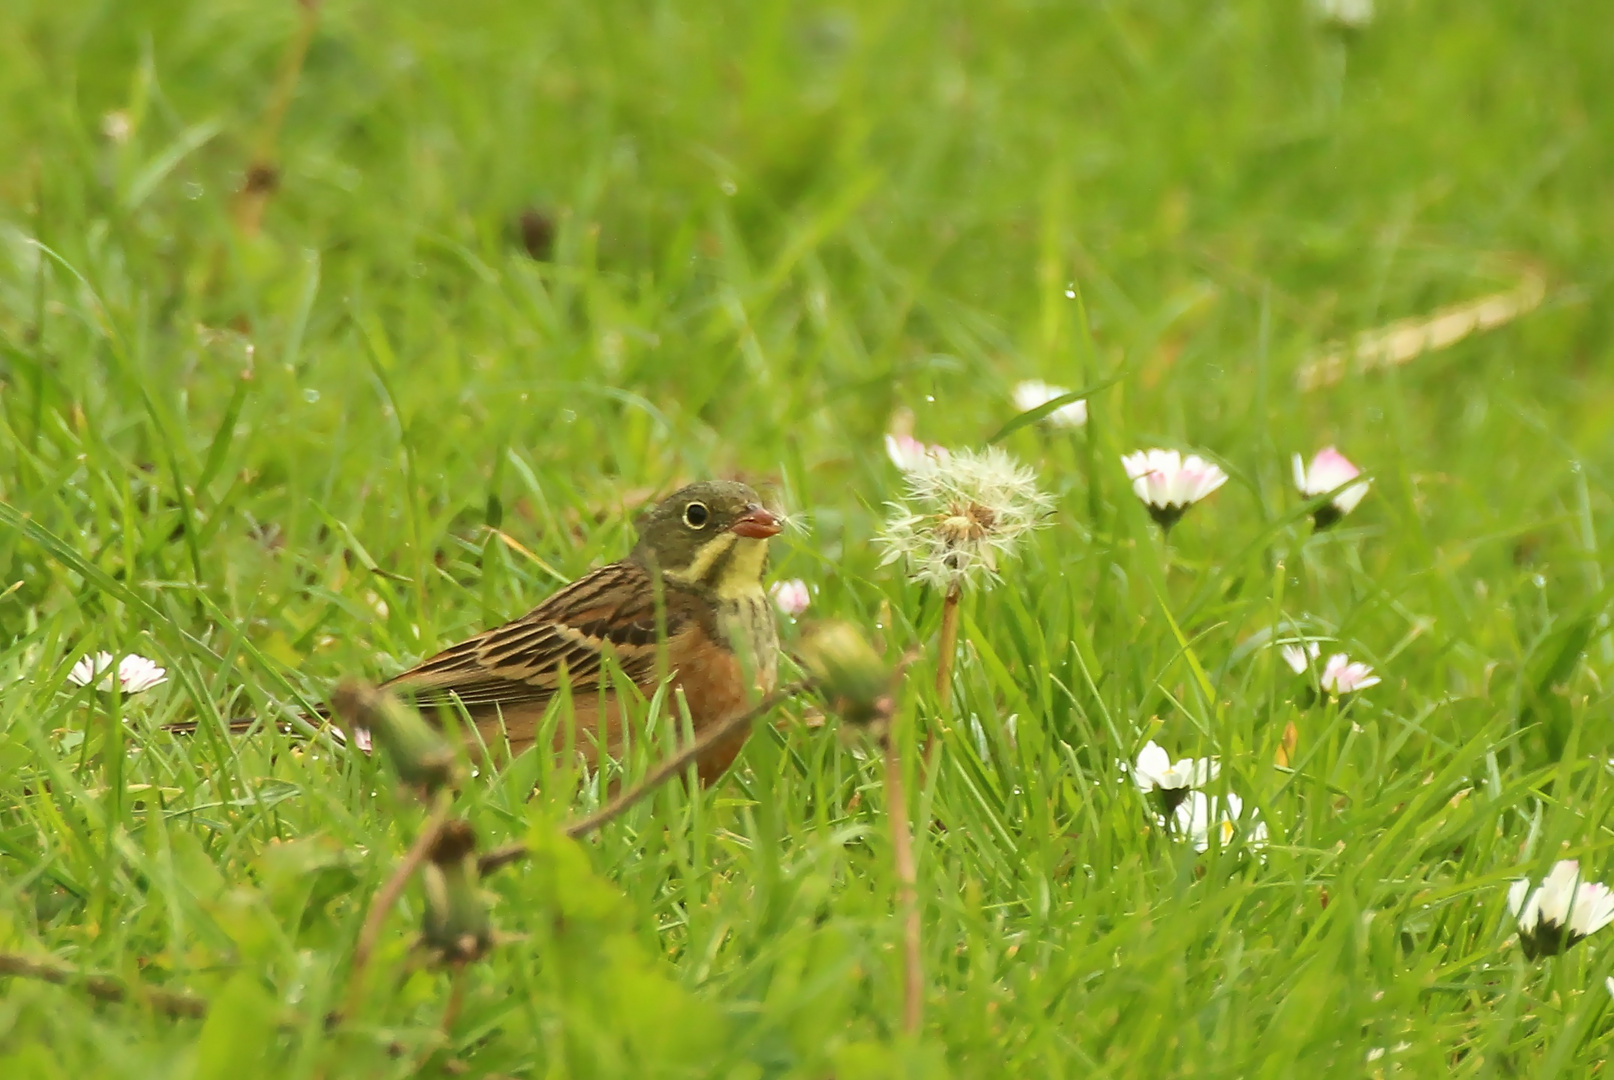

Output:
xmin=475 ymin=842 xmax=531 ymax=876
xmin=935 ymin=584 xmax=962 ymax=709
xmin=476 ymin=682 xmax=807 ymax=874
xmin=882 ymin=733 xmax=923 ymax=1035
xmin=341 ymin=789 xmax=454 ymax=1022
xmin=441 ymin=963 xmax=469 ymax=1037
xmin=0 ymin=952 xmax=209 ymax=1018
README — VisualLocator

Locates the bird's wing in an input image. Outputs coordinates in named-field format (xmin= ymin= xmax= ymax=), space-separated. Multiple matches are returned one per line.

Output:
xmin=384 ymin=560 xmax=685 ymax=709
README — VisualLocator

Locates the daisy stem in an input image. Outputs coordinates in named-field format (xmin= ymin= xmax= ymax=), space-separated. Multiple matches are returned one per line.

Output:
xmin=882 ymin=731 xmax=923 ymax=1035
xmin=935 ymin=583 xmax=962 ymax=709
xmin=100 ymin=693 xmax=125 ymax=929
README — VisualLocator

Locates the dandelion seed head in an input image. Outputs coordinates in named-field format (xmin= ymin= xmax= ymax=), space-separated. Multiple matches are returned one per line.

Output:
xmin=877 ymin=445 xmax=1052 ymax=590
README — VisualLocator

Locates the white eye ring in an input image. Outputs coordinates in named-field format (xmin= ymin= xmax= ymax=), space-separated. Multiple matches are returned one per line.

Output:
xmin=682 ymin=501 xmax=710 ymax=528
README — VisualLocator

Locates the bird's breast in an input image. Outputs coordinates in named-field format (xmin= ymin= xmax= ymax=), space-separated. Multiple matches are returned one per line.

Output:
xmin=716 ymin=591 xmax=779 ymax=692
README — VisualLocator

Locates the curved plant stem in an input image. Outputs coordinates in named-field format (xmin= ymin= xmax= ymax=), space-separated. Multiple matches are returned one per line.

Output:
xmin=0 ymin=952 xmax=209 ymax=1019
xmin=883 ymin=732 xmax=923 ymax=1035
xmin=476 ymin=681 xmax=807 ymax=873
xmin=234 ymin=0 xmax=322 ymax=235
xmin=935 ymin=583 xmax=962 ymax=709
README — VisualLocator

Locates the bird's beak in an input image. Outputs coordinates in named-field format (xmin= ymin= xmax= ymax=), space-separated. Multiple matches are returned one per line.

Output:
xmin=730 ymin=505 xmax=782 ymax=539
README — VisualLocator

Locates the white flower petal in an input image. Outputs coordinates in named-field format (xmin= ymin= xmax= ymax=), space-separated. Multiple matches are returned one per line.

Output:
xmin=1537 ymin=860 xmax=1582 ymax=927
xmin=1295 ymin=446 xmax=1371 ymax=517
xmin=1012 ymin=380 xmax=1087 ymax=429
xmin=1569 ymin=882 xmax=1614 ymax=937
xmin=1507 ymin=877 xmax=1531 ymax=918
xmin=1134 ymin=741 xmax=1171 ymax=790
xmin=115 ymin=654 xmax=168 ymax=694
xmin=1121 ymin=448 xmax=1226 ymax=512
xmin=1319 ymin=653 xmax=1379 ymax=696
xmin=68 ymin=651 xmax=117 ymax=689
xmin=769 ymin=578 xmax=811 ymax=617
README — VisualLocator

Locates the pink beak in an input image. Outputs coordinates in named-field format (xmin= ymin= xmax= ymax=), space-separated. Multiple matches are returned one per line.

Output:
xmin=730 ymin=505 xmax=782 ymax=539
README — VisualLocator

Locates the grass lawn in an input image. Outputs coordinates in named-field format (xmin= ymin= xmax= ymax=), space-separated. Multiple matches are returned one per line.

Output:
xmin=3 ymin=0 xmax=1614 ymax=1075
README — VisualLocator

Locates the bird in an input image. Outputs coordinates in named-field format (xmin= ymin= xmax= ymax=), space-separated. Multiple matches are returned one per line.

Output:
xmin=172 ymin=481 xmax=785 ymax=784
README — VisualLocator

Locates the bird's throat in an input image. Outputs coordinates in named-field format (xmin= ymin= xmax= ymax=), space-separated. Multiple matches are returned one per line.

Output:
xmin=668 ymin=533 xmax=771 ymax=600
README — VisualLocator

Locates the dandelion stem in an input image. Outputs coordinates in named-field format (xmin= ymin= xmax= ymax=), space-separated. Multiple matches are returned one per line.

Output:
xmin=561 ymin=681 xmax=806 ymax=840
xmin=340 ymin=788 xmax=454 ymax=1024
xmin=235 ymin=0 xmax=322 ymax=235
xmin=882 ymin=732 xmax=923 ymax=1035
xmin=935 ymin=584 xmax=962 ymax=709
xmin=475 ymin=682 xmax=808 ymax=874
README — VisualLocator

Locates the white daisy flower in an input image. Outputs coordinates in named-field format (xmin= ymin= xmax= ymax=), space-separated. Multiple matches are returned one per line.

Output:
xmin=1293 ymin=447 xmax=1370 ymax=528
xmin=101 ymin=110 xmax=133 ymax=144
xmin=1319 ymin=653 xmax=1380 ymax=697
xmin=67 ymin=652 xmax=168 ymax=695
xmin=1313 ymin=0 xmax=1374 ymax=30
xmin=884 ymin=433 xmax=948 ymax=473
xmin=1507 ymin=860 xmax=1614 ymax=959
xmin=1132 ymin=740 xmax=1219 ymax=815
xmin=1011 ymin=380 xmax=1087 ymax=429
xmin=1121 ymin=448 xmax=1228 ymax=530
xmin=1172 ymin=790 xmax=1268 ymax=853
xmin=769 ymin=578 xmax=811 ymax=617
xmin=1279 ymin=641 xmax=1322 ymax=674
xmin=877 ymin=446 xmax=1053 ymax=590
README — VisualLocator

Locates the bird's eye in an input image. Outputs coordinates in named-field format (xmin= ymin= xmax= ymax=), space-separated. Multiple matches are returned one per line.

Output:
xmin=682 ymin=501 xmax=710 ymax=529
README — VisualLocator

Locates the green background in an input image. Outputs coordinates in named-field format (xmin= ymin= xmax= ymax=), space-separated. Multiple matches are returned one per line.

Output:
xmin=2 ymin=0 xmax=1612 ymax=1075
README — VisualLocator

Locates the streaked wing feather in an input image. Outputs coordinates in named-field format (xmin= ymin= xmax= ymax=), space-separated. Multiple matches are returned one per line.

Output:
xmin=383 ymin=560 xmax=676 ymax=710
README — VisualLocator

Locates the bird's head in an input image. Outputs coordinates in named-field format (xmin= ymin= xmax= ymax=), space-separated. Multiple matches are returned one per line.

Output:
xmin=631 ymin=480 xmax=782 ymax=597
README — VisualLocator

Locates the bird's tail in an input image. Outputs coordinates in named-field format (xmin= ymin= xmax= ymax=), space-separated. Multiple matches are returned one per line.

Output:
xmin=161 ymin=708 xmax=335 ymax=739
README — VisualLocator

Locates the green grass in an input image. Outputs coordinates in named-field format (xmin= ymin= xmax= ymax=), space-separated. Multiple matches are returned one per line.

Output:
xmin=3 ymin=0 xmax=1614 ymax=1075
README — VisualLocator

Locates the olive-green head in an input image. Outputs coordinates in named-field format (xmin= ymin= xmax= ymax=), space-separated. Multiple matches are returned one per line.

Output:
xmin=630 ymin=480 xmax=781 ymax=592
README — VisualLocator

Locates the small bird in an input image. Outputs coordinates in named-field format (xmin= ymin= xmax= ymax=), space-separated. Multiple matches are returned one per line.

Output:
xmin=175 ymin=481 xmax=784 ymax=783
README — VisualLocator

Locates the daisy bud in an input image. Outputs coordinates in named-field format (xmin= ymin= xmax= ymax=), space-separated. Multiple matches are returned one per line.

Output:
xmin=330 ymin=679 xmax=457 ymax=793
xmin=421 ymin=820 xmax=493 ymax=964
xmin=1132 ymin=740 xmax=1219 ymax=816
xmin=1121 ymin=449 xmax=1228 ymax=531
xmin=769 ymin=578 xmax=812 ymax=617
xmin=1293 ymin=447 xmax=1370 ymax=529
xmin=1011 ymin=379 xmax=1088 ymax=429
xmin=1507 ymin=860 xmax=1614 ymax=959
xmin=796 ymin=620 xmax=896 ymax=731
